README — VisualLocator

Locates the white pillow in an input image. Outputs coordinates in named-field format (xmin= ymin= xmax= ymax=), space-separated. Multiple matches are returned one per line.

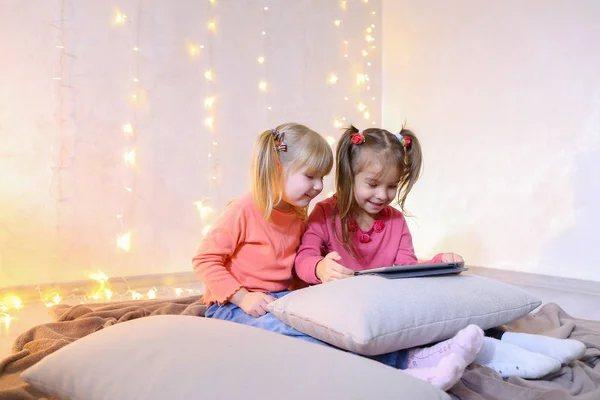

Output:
xmin=267 ymin=274 xmax=541 ymax=355
xmin=21 ymin=315 xmax=450 ymax=400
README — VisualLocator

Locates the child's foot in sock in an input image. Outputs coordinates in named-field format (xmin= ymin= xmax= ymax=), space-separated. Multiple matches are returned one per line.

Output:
xmin=404 ymin=353 xmax=467 ymax=391
xmin=501 ymin=332 xmax=586 ymax=363
xmin=475 ymin=337 xmax=561 ymax=378
xmin=407 ymin=324 xmax=484 ymax=368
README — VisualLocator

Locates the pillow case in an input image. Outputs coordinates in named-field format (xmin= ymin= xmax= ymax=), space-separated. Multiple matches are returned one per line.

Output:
xmin=21 ymin=315 xmax=450 ymax=400
xmin=267 ymin=274 xmax=541 ymax=355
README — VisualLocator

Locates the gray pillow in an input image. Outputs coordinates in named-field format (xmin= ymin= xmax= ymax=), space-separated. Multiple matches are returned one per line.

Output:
xmin=21 ymin=315 xmax=450 ymax=400
xmin=267 ymin=274 xmax=541 ymax=355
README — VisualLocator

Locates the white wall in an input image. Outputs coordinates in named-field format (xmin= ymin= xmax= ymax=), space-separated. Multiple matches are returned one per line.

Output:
xmin=0 ymin=0 xmax=382 ymax=288
xmin=382 ymin=0 xmax=600 ymax=281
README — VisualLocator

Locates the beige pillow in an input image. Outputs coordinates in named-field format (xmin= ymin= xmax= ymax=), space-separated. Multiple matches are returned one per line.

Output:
xmin=267 ymin=274 xmax=541 ymax=356
xmin=21 ymin=315 xmax=450 ymax=400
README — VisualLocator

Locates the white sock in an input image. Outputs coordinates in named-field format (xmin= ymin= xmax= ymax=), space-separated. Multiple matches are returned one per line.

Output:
xmin=475 ymin=337 xmax=561 ymax=379
xmin=501 ymin=332 xmax=586 ymax=364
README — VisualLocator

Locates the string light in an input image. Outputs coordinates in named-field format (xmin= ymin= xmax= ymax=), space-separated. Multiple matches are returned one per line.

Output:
xmin=334 ymin=20 xmax=341 ymax=27
xmin=117 ymin=231 xmax=132 ymax=251
xmin=258 ymin=81 xmax=267 ymax=91
xmin=114 ymin=11 xmax=127 ymax=25
xmin=207 ymin=21 xmax=216 ymax=32
xmin=328 ymin=73 xmax=339 ymax=84
xmin=204 ymin=96 xmax=216 ymax=108
xmin=204 ymin=70 xmax=213 ymax=80
xmin=188 ymin=43 xmax=202 ymax=58
xmin=124 ymin=150 xmax=136 ymax=166
xmin=257 ymin=56 xmax=265 ymax=64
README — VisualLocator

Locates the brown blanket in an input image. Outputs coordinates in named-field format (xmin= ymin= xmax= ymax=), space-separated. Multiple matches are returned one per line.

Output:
xmin=0 ymin=300 xmax=598 ymax=400
xmin=451 ymin=303 xmax=600 ymax=400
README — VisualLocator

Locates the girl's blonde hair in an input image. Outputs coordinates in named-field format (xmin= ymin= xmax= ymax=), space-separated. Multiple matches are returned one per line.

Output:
xmin=334 ymin=125 xmax=423 ymax=258
xmin=251 ymin=123 xmax=333 ymax=220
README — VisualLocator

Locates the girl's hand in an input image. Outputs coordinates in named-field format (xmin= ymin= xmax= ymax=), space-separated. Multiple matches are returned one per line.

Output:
xmin=440 ymin=253 xmax=464 ymax=263
xmin=316 ymin=251 xmax=355 ymax=283
xmin=235 ymin=291 xmax=277 ymax=318
xmin=239 ymin=292 xmax=277 ymax=317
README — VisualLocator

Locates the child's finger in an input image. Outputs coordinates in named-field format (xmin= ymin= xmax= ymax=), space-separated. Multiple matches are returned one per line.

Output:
xmin=333 ymin=264 xmax=354 ymax=275
xmin=264 ymin=295 xmax=277 ymax=303
xmin=325 ymin=251 xmax=342 ymax=260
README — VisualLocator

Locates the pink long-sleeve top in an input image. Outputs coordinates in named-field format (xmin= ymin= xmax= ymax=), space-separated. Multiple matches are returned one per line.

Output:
xmin=193 ymin=193 xmax=305 ymax=304
xmin=295 ymin=196 xmax=443 ymax=284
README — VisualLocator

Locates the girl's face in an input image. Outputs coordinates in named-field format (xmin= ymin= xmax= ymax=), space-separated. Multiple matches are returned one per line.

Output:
xmin=353 ymin=154 xmax=401 ymax=218
xmin=279 ymin=167 xmax=325 ymax=209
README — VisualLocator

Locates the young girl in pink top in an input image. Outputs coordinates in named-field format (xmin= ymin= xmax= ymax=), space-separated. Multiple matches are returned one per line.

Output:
xmin=295 ymin=125 xmax=585 ymax=381
xmin=193 ymin=123 xmax=495 ymax=392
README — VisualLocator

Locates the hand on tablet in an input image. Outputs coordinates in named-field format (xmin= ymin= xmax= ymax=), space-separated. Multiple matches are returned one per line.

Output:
xmin=316 ymin=251 xmax=355 ymax=283
xmin=440 ymin=253 xmax=464 ymax=263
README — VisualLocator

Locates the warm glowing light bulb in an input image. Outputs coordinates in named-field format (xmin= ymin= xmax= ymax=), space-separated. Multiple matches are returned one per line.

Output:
xmin=366 ymin=35 xmax=374 ymax=42
xmin=208 ymin=21 xmax=216 ymax=31
xmin=90 ymin=272 xmax=109 ymax=282
xmin=147 ymin=289 xmax=157 ymax=299
xmin=358 ymin=103 xmax=367 ymax=112
xmin=364 ymin=111 xmax=370 ymax=119
xmin=124 ymin=150 xmax=136 ymax=165
xmin=264 ymin=6 xmax=268 ymax=11
xmin=123 ymin=124 xmax=133 ymax=134
xmin=175 ymin=288 xmax=183 ymax=296
xmin=205 ymin=70 xmax=213 ymax=80
xmin=328 ymin=74 xmax=339 ymax=84
xmin=326 ymin=136 xmax=336 ymax=146
xmin=334 ymin=20 xmax=341 ymax=27
xmin=205 ymin=117 xmax=214 ymax=129
xmin=356 ymin=74 xmax=366 ymax=85
xmin=117 ymin=231 xmax=131 ymax=251
xmin=367 ymin=27 xmax=372 ymax=33
xmin=131 ymin=291 xmax=142 ymax=300
xmin=259 ymin=81 xmax=267 ymax=91
xmin=114 ymin=11 xmax=127 ymax=24
xmin=204 ymin=96 xmax=216 ymax=108
xmin=334 ymin=120 xmax=343 ymax=128
xmin=362 ymin=50 xmax=368 ymax=56
xmin=341 ymin=1 xmax=347 ymax=10
xmin=257 ymin=56 xmax=265 ymax=64
xmin=188 ymin=43 xmax=201 ymax=57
